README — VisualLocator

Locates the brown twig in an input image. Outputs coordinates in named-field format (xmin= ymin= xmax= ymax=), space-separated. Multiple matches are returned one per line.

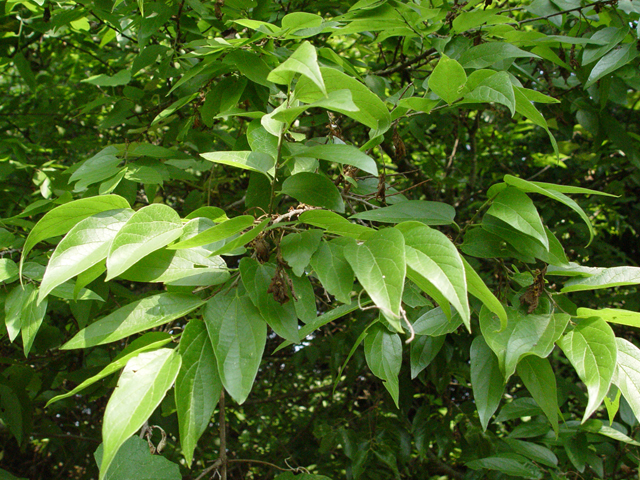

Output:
xmin=375 ymin=48 xmax=436 ymax=76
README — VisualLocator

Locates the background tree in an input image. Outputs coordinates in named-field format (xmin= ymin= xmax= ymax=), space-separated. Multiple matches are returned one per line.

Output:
xmin=2 ymin=0 xmax=640 ymax=479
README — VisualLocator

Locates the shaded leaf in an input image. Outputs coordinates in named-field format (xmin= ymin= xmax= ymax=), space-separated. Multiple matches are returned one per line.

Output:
xmin=471 ymin=336 xmax=504 ymax=430
xmin=281 ymin=173 xmax=345 ymax=213
xmin=364 ymin=323 xmax=402 ymax=407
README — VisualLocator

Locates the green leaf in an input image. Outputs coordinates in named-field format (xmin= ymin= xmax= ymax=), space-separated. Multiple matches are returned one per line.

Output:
xmin=280 ymin=229 xmax=323 ymax=277
xmin=396 ymin=222 xmax=470 ymax=330
xmin=290 ymin=273 xmax=316 ymax=323
xmin=13 ymin=53 xmax=36 ymax=91
xmin=410 ymin=334 xmax=445 ymax=379
xmin=364 ymin=323 xmax=402 ymax=407
xmin=517 ymin=356 xmax=559 ymax=435
xmin=428 ymin=55 xmax=467 ymax=104
xmin=83 ymin=69 xmax=131 ymax=86
xmin=350 ymin=200 xmax=455 ymax=225
xmin=577 ymin=307 xmax=640 ymax=328
xmin=268 ymin=41 xmax=326 ymax=95
xmin=5 ymin=284 xmax=32 ymax=342
xmin=21 ymin=195 xmax=131 ymax=274
xmin=459 ymin=42 xmax=539 ymax=69
xmin=463 ymin=71 xmax=516 ymax=116
xmin=106 ymin=204 xmax=183 ymax=281
xmin=513 ymin=87 xmax=558 ymax=157
xmin=502 ymin=438 xmax=558 ymax=469
xmin=204 ymin=292 xmax=266 ymax=404
xmin=412 ymin=307 xmax=462 ymax=337
xmin=466 ymin=456 xmax=542 ymax=479
xmin=471 ymin=336 xmax=504 ymax=430
xmin=463 ymin=257 xmax=508 ymax=331
xmin=562 ymin=266 xmax=640 ymax=292
xmin=208 ymin=219 xmax=270 ymax=257
xmin=310 ymin=238 xmax=355 ymax=304
xmin=240 ymin=258 xmax=299 ymax=343
xmin=281 ymin=173 xmax=345 ymax=213
xmin=612 ymin=338 xmax=640 ymax=424
xmin=582 ymin=27 xmax=629 ymax=65
xmin=70 ymin=149 xmax=122 ymax=192
xmin=299 ymin=210 xmax=373 ymax=239
xmin=557 ymin=317 xmax=617 ymax=422
xmin=486 ymin=187 xmax=548 ymax=249
xmin=480 ymin=301 xmax=570 ymax=380
xmin=99 ymin=349 xmax=181 ymax=479
xmin=39 ymin=209 xmax=133 ymax=302
xmin=200 ymin=151 xmax=275 ymax=178
xmin=295 ymin=67 xmax=391 ymax=137
xmin=21 ymin=287 xmax=47 ymax=357
xmin=62 ymin=293 xmax=205 ymax=349
xmin=290 ymin=144 xmax=377 ymax=176
xmin=167 ymin=215 xmax=254 ymax=250
xmin=503 ymin=175 xmax=596 ymax=245
xmin=272 ymin=90 xmax=359 ymax=126
xmin=580 ymin=419 xmax=640 ymax=446
xmin=0 ymin=259 xmax=18 ymax=284
xmin=585 ymin=42 xmax=638 ymax=89
xmin=46 ymin=333 xmax=172 ymax=406
xmin=344 ymin=229 xmax=406 ymax=331
xmin=176 ymin=319 xmax=222 ymax=468
xmin=95 ymin=436 xmax=181 ymax=480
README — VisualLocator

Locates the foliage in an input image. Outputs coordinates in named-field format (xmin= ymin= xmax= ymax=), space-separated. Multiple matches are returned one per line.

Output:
xmin=2 ymin=0 xmax=640 ymax=479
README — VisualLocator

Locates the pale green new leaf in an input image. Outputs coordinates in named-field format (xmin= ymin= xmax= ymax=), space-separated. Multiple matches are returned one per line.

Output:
xmin=204 ymin=292 xmax=266 ymax=404
xmin=200 ymin=151 xmax=275 ymax=178
xmin=344 ymin=228 xmax=405 ymax=331
xmin=106 ymin=204 xmax=183 ymax=280
xmin=167 ymin=216 xmax=254 ymax=250
xmin=350 ymin=200 xmax=455 ymax=225
xmin=21 ymin=195 xmax=130 ymax=274
xmin=290 ymin=144 xmax=377 ymax=176
xmin=504 ymin=175 xmax=595 ymax=245
xmin=240 ymin=258 xmax=299 ymax=343
xmin=281 ymin=173 xmax=345 ymax=213
xmin=39 ymin=209 xmax=133 ymax=302
xmin=176 ymin=319 xmax=222 ymax=468
xmin=396 ymin=222 xmax=470 ymax=330
xmin=480 ymin=302 xmax=570 ymax=380
xmin=471 ymin=336 xmax=504 ymax=430
xmin=562 ymin=266 xmax=640 ymax=292
xmin=428 ymin=55 xmax=466 ymax=104
xmin=487 ymin=187 xmax=548 ymax=249
xmin=267 ymin=41 xmax=326 ymax=95
xmin=62 ymin=293 xmax=205 ymax=349
xmin=364 ymin=323 xmax=402 ymax=407
xmin=517 ymin=356 xmax=559 ymax=435
xmin=310 ymin=238 xmax=355 ymax=304
xmin=99 ymin=349 xmax=181 ymax=479
xmin=47 ymin=333 xmax=172 ymax=406
xmin=280 ymin=229 xmax=323 ymax=277
xmin=612 ymin=338 xmax=640 ymax=424
xmin=557 ymin=317 xmax=617 ymax=422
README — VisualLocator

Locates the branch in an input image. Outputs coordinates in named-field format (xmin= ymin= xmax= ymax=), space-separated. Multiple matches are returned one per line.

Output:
xmin=425 ymin=448 xmax=465 ymax=480
xmin=374 ymin=48 xmax=436 ymax=76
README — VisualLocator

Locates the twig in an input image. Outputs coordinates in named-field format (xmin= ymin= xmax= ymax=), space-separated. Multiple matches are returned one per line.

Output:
xmin=271 ymin=205 xmax=321 ymax=225
xmin=375 ymin=48 xmax=436 ymax=76
xmin=194 ymin=459 xmax=222 ymax=480
xmin=509 ymin=0 xmax=609 ymax=26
